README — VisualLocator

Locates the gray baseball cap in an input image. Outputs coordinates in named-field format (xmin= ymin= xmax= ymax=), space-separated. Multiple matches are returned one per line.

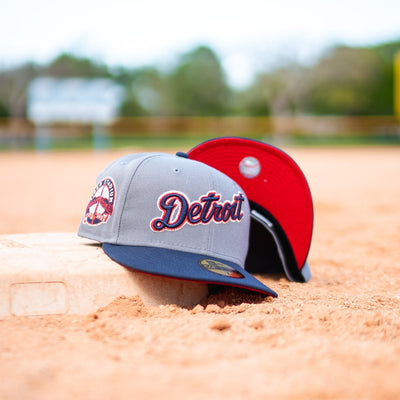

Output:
xmin=78 ymin=152 xmax=277 ymax=297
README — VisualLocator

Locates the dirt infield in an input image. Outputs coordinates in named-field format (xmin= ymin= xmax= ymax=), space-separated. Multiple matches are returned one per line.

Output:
xmin=1 ymin=146 xmax=400 ymax=400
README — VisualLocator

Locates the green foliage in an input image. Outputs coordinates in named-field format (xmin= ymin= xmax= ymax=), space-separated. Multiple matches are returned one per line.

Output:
xmin=44 ymin=53 xmax=111 ymax=78
xmin=0 ymin=101 xmax=10 ymax=118
xmin=115 ymin=66 xmax=171 ymax=116
xmin=250 ymin=66 xmax=308 ymax=115
xmin=119 ymin=93 xmax=148 ymax=116
xmin=251 ymin=40 xmax=400 ymax=116
xmin=115 ymin=47 xmax=232 ymax=117
xmin=232 ymin=86 xmax=270 ymax=116
xmin=0 ymin=62 xmax=38 ymax=117
xmin=303 ymin=45 xmax=395 ymax=115
xmin=367 ymin=41 xmax=398 ymax=115
xmin=167 ymin=46 xmax=231 ymax=116
xmin=0 ymin=40 xmax=399 ymax=118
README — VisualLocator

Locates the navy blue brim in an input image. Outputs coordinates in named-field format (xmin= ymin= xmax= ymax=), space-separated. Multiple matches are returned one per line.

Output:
xmin=102 ymin=244 xmax=278 ymax=297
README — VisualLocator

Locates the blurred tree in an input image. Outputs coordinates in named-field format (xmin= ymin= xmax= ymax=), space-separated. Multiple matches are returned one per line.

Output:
xmin=303 ymin=46 xmax=384 ymax=115
xmin=0 ymin=101 xmax=10 ymax=118
xmin=118 ymin=91 xmax=148 ymax=116
xmin=115 ymin=67 xmax=148 ymax=116
xmin=367 ymin=41 xmax=399 ymax=115
xmin=244 ymin=40 xmax=399 ymax=116
xmin=168 ymin=46 xmax=231 ymax=116
xmin=232 ymin=84 xmax=270 ymax=116
xmin=44 ymin=53 xmax=111 ymax=78
xmin=249 ymin=64 xmax=309 ymax=115
xmin=1 ymin=41 xmax=399 ymax=119
xmin=0 ymin=62 xmax=38 ymax=117
xmin=302 ymin=42 xmax=399 ymax=115
xmin=116 ymin=66 xmax=170 ymax=116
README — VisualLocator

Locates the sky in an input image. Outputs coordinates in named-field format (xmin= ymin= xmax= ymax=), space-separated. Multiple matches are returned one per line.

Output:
xmin=1 ymin=0 xmax=400 ymax=87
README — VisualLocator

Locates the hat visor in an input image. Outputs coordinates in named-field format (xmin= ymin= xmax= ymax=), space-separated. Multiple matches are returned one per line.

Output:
xmin=102 ymin=244 xmax=277 ymax=297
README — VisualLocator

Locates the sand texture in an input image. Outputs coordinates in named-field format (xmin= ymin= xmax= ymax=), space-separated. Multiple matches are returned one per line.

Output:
xmin=1 ymin=146 xmax=399 ymax=400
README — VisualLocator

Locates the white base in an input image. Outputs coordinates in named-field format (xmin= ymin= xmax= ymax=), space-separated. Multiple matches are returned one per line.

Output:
xmin=0 ymin=233 xmax=209 ymax=316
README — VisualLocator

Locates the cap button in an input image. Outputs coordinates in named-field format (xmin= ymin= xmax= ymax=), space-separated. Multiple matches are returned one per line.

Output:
xmin=175 ymin=151 xmax=189 ymax=159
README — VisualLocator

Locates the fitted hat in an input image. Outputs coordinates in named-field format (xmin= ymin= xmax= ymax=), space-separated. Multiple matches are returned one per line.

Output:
xmin=78 ymin=152 xmax=277 ymax=297
xmin=188 ymin=137 xmax=313 ymax=283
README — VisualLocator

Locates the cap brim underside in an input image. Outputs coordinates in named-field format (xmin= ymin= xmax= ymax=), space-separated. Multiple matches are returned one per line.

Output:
xmin=102 ymin=244 xmax=278 ymax=297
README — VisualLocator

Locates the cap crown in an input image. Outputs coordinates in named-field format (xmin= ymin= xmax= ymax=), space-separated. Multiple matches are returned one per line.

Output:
xmin=78 ymin=153 xmax=250 ymax=268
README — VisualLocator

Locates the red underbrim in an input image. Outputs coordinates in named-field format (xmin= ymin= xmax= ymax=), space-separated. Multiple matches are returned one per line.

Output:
xmin=188 ymin=137 xmax=313 ymax=274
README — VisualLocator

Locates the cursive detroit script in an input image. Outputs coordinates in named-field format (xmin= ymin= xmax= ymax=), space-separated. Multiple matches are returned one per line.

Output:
xmin=151 ymin=191 xmax=245 ymax=231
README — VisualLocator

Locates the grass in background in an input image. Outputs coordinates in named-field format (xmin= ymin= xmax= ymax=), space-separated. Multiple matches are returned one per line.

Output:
xmin=288 ymin=133 xmax=400 ymax=146
xmin=1 ymin=132 xmax=400 ymax=152
xmin=0 ymin=134 xmax=220 ymax=152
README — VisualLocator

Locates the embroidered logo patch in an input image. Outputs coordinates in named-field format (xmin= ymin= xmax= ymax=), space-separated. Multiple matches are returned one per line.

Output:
xmin=83 ymin=177 xmax=116 ymax=226
xmin=150 ymin=190 xmax=245 ymax=231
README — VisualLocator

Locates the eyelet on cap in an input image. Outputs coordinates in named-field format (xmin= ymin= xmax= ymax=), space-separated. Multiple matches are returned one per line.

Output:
xmin=176 ymin=151 xmax=189 ymax=158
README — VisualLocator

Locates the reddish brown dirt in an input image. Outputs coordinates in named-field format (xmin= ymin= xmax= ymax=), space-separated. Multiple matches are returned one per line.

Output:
xmin=1 ymin=146 xmax=400 ymax=400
